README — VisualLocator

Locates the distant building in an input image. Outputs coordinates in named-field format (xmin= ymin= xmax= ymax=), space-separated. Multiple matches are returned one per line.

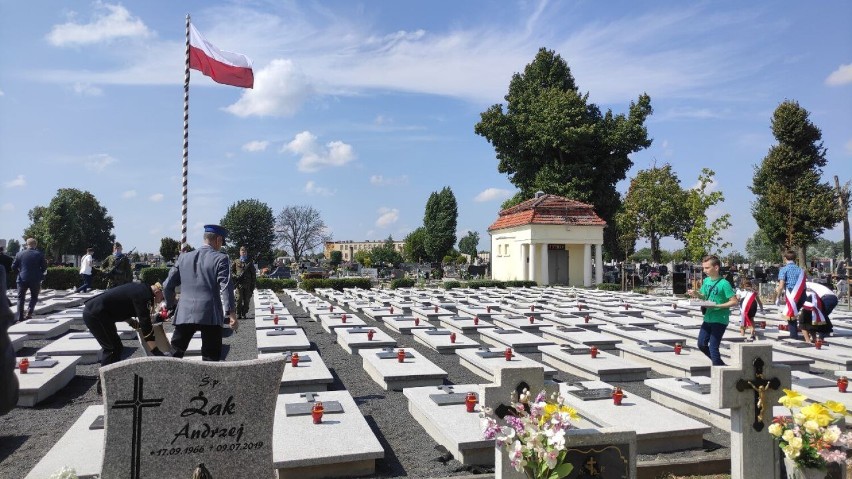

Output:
xmin=324 ymin=239 xmax=405 ymax=261
xmin=488 ymin=193 xmax=605 ymax=286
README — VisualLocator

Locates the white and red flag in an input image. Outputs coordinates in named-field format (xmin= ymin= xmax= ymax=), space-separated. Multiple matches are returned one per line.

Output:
xmin=783 ymin=271 xmax=807 ymax=318
xmin=189 ymin=24 xmax=254 ymax=88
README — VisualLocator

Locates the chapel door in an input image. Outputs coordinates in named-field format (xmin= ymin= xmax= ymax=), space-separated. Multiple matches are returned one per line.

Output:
xmin=548 ymin=247 xmax=569 ymax=285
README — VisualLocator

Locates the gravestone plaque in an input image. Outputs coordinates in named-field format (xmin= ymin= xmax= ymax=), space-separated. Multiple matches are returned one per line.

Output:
xmin=27 ymin=358 xmax=59 ymax=368
xmin=281 ymin=352 xmax=312 ymax=363
xmin=493 ymin=329 xmax=522 ymax=335
xmin=100 ymin=356 xmax=285 ymax=479
xmin=619 ymin=326 xmax=645 ymax=332
xmin=640 ymin=345 xmax=673 ymax=353
xmin=347 ymin=327 xmax=369 ymax=334
xmin=424 ymin=329 xmax=451 ymax=335
xmin=567 ymin=388 xmax=613 ymax=401
xmin=376 ymin=350 xmax=414 ymax=359
xmin=475 ymin=348 xmax=505 ymax=359
xmin=781 ymin=341 xmax=812 ymax=348
xmin=563 ymin=443 xmax=630 ymax=478
xmin=429 ymin=386 xmax=476 ymax=406
xmin=678 ymin=378 xmax=712 ymax=395
xmin=559 ymin=344 xmax=591 ymax=355
xmin=90 ymin=415 xmax=105 ymax=430
xmin=70 ymin=333 xmax=95 ymax=339
xmin=556 ymin=326 xmax=585 ymax=333
xmin=27 ymin=319 xmax=60 ymax=324
xmin=283 ymin=392 xmax=343 ymax=416
xmin=266 ymin=329 xmax=297 ymax=336
xmin=792 ymin=376 xmax=836 ymax=388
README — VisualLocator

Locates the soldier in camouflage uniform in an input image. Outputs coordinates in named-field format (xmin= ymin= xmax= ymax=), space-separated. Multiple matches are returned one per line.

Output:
xmin=100 ymin=242 xmax=133 ymax=289
xmin=231 ymin=246 xmax=256 ymax=319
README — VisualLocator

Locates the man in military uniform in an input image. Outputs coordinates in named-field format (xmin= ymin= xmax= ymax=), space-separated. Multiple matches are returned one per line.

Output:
xmin=164 ymin=224 xmax=237 ymax=361
xmin=231 ymin=246 xmax=256 ymax=319
xmin=100 ymin=242 xmax=133 ymax=289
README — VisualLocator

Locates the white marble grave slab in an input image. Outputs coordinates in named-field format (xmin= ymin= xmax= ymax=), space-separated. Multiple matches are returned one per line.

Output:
xmin=273 ymin=390 xmax=384 ymax=479
xmin=540 ymin=326 xmax=622 ymax=351
xmin=24 ymin=405 xmax=104 ymax=479
xmin=589 ymin=311 xmax=656 ymax=328
xmin=36 ymin=331 xmax=104 ymax=364
xmin=439 ymin=315 xmax=497 ymax=335
xmin=539 ymin=312 xmax=606 ymax=331
xmin=259 ymin=351 xmax=334 ymax=393
xmin=256 ymin=327 xmax=311 ymax=353
xmin=10 ymin=333 xmax=28 ymax=352
xmin=456 ymin=347 xmax=556 ymax=382
xmin=491 ymin=314 xmax=555 ymax=333
xmin=412 ymin=327 xmax=480 ymax=354
xmin=8 ymin=316 xmax=74 ymax=339
xmin=539 ymin=345 xmax=650 ymax=382
xmin=478 ymin=326 xmax=554 ymax=353
xmin=317 ymin=313 xmax=367 ymax=333
xmin=15 ymin=355 xmax=81 ymax=406
xmin=791 ymin=370 xmax=852 ymax=411
xmin=382 ymin=315 xmax=435 ymax=334
xmin=774 ymin=339 xmax=852 ymax=370
xmin=359 ymin=347 xmax=448 ymax=390
xmin=255 ymin=314 xmax=299 ymax=329
xmin=599 ymin=324 xmax=683 ymax=346
xmin=335 ymin=326 xmax=395 ymax=354
xmin=616 ymin=342 xmax=710 ymax=378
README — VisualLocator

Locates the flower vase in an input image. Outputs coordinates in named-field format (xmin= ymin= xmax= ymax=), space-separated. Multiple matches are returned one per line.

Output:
xmin=783 ymin=458 xmax=826 ymax=479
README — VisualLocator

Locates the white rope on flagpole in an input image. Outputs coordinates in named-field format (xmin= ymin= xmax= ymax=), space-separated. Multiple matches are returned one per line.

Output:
xmin=181 ymin=14 xmax=190 ymax=251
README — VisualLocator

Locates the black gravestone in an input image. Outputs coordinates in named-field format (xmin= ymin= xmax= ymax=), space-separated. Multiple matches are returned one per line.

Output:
xmin=672 ymin=272 xmax=688 ymax=294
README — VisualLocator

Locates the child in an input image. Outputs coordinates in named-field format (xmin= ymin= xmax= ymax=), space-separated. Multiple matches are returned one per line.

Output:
xmin=736 ymin=279 xmax=763 ymax=341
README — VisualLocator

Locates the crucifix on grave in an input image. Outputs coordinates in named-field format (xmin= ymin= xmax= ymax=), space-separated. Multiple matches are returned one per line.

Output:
xmin=712 ymin=343 xmax=791 ymax=479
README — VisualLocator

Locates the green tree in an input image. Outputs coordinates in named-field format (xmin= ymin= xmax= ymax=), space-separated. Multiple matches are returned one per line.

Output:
xmin=618 ymin=164 xmax=688 ymax=263
xmin=751 ymin=100 xmax=841 ymax=265
xmin=403 ymin=227 xmax=428 ymax=263
xmin=423 ymin=187 xmax=458 ymax=262
xmin=23 ymin=188 xmax=115 ymax=261
xmin=221 ymin=199 xmax=275 ymax=262
xmin=353 ymin=249 xmax=372 ymax=267
xmin=475 ymin=47 xmax=653 ymax=259
xmin=745 ymin=230 xmax=779 ymax=263
xmin=458 ymin=231 xmax=480 ymax=262
xmin=682 ymin=169 xmax=732 ymax=261
xmin=275 ymin=205 xmax=332 ymax=263
xmin=160 ymin=237 xmax=181 ymax=263
xmin=329 ymin=250 xmax=343 ymax=268
xmin=809 ymin=237 xmax=843 ymax=260
xmin=723 ymin=250 xmax=748 ymax=265
xmin=371 ymin=236 xmax=404 ymax=267
xmin=6 ymin=239 xmax=20 ymax=255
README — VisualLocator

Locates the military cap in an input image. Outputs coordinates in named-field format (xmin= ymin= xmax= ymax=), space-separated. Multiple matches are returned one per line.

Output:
xmin=204 ymin=224 xmax=229 ymax=238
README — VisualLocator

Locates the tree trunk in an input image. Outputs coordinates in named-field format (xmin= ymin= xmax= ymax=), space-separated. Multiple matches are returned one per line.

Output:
xmin=651 ymin=235 xmax=661 ymax=263
xmin=835 ymin=176 xmax=851 ymax=262
xmin=797 ymin=245 xmax=807 ymax=269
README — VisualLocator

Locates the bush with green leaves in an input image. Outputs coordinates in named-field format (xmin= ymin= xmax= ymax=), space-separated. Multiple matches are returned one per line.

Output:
xmin=42 ymin=267 xmax=79 ymax=290
xmin=443 ymin=280 xmax=462 ymax=290
xmin=301 ymin=277 xmax=372 ymax=292
xmin=390 ymin=278 xmax=415 ymax=289
xmin=256 ymin=277 xmax=297 ymax=291
xmin=139 ymin=267 xmax=170 ymax=286
xmin=504 ymin=280 xmax=537 ymax=288
xmin=596 ymin=283 xmax=621 ymax=291
xmin=468 ymin=279 xmax=506 ymax=289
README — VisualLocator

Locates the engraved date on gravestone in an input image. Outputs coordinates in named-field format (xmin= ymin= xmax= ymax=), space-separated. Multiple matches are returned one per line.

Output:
xmin=424 ymin=329 xmax=451 ymax=335
xmin=568 ymin=388 xmax=613 ymax=401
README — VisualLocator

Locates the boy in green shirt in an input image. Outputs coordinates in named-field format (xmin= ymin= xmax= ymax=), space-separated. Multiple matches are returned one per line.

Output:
xmin=688 ymin=255 xmax=739 ymax=366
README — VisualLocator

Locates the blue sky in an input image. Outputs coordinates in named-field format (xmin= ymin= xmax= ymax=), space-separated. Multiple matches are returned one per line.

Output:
xmin=1 ymin=1 xmax=850 ymax=257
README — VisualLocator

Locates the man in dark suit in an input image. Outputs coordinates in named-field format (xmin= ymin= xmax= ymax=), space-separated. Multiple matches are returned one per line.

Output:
xmin=0 ymin=246 xmax=12 ymax=279
xmin=164 ymin=224 xmax=237 ymax=361
xmin=0 ymin=267 xmax=19 ymax=415
xmin=12 ymin=238 xmax=47 ymax=322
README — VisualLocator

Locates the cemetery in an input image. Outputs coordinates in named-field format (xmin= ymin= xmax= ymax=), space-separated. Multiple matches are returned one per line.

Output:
xmin=4 ymin=284 xmax=852 ymax=479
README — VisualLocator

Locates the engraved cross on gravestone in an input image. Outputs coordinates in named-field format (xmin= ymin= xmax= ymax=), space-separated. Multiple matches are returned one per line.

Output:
xmin=111 ymin=374 xmax=163 ymax=479
xmin=712 ymin=343 xmax=791 ymax=479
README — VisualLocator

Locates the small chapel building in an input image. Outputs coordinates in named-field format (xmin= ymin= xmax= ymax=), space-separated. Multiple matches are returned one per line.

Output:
xmin=488 ymin=193 xmax=606 ymax=286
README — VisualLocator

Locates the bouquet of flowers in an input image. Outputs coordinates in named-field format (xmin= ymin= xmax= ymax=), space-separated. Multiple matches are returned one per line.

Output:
xmin=481 ymin=389 xmax=578 ymax=479
xmin=768 ymin=389 xmax=852 ymax=470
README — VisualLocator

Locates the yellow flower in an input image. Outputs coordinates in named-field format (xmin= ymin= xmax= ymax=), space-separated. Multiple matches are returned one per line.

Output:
xmin=561 ymin=405 xmax=579 ymax=420
xmin=823 ymin=400 xmax=846 ymax=415
xmin=778 ymin=389 xmax=805 ymax=409
xmin=767 ymin=423 xmax=783 ymax=437
xmin=800 ymin=403 xmax=833 ymax=427
xmin=782 ymin=429 xmax=796 ymax=443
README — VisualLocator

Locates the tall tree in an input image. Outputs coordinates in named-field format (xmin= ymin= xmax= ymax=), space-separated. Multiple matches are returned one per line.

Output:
xmin=682 ymin=169 xmax=732 ymax=261
xmin=221 ymin=199 xmax=275 ymax=262
xmin=159 ymin=237 xmax=181 ymax=263
xmin=371 ymin=235 xmax=403 ymax=267
xmin=6 ymin=239 xmax=20 ymax=255
xmin=475 ymin=47 xmax=653 ymax=259
xmin=275 ymin=205 xmax=332 ymax=263
xmin=423 ymin=187 xmax=458 ymax=262
xmin=23 ymin=188 xmax=115 ymax=261
xmin=751 ymin=100 xmax=841 ymax=265
xmin=329 ymin=250 xmax=343 ymax=268
xmin=745 ymin=229 xmax=779 ymax=264
xmin=617 ymin=164 xmax=688 ymax=263
xmin=458 ymin=231 xmax=480 ymax=261
xmin=403 ymin=227 xmax=428 ymax=263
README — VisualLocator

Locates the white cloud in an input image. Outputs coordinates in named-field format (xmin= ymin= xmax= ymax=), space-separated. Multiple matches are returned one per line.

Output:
xmin=1 ymin=203 xmax=13 ymax=212
xmin=46 ymin=3 xmax=151 ymax=47
xmin=122 ymin=190 xmax=137 ymax=199
xmin=225 ymin=59 xmax=314 ymax=117
xmin=283 ymin=131 xmax=355 ymax=172
xmin=242 ymin=140 xmax=270 ymax=152
xmin=475 ymin=187 xmax=513 ymax=202
xmin=85 ymin=153 xmax=117 ymax=172
xmin=690 ymin=177 xmax=720 ymax=193
xmin=149 ymin=193 xmax=164 ymax=202
xmin=303 ymin=180 xmax=334 ymax=196
xmin=375 ymin=207 xmax=399 ymax=227
xmin=4 ymin=175 xmax=25 ymax=188
xmin=826 ymin=63 xmax=852 ymax=86
xmin=72 ymin=82 xmax=103 ymax=96
xmin=370 ymin=175 xmax=409 ymax=186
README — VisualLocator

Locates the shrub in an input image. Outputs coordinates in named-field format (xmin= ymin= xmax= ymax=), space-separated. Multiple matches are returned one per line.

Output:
xmin=504 ymin=280 xmax=537 ymax=288
xmin=468 ymin=279 xmax=506 ymax=289
xmin=596 ymin=283 xmax=621 ymax=291
xmin=443 ymin=280 xmax=461 ymax=290
xmin=139 ymin=267 xmax=170 ymax=286
xmin=390 ymin=278 xmax=415 ymax=289
xmin=633 ymin=287 xmax=649 ymax=295
xmin=256 ymin=277 xmax=297 ymax=291
xmin=43 ymin=267 xmax=78 ymax=290
xmin=301 ymin=277 xmax=372 ymax=292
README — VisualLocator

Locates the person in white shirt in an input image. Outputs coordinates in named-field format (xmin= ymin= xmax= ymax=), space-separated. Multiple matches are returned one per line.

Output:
xmin=74 ymin=248 xmax=94 ymax=293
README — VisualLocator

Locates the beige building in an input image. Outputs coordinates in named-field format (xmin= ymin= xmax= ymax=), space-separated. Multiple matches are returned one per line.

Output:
xmin=324 ymin=239 xmax=405 ymax=261
xmin=488 ymin=193 xmax=605 ymax=286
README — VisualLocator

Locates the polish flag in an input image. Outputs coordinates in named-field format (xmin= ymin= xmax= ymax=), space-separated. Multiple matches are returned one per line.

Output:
xmin=189 ymin=24 xmax=254 ymax=88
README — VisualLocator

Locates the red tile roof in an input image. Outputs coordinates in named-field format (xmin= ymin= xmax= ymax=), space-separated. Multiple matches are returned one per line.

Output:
xmin=487 ymin=194 xmax=606 ymax=231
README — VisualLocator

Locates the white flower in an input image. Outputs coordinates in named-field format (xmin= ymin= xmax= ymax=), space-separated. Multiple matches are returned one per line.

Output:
xmin=803 ymin=420 xmax=820 ymax=435
xmin=782 ymin=429 xmax=797 ymax=443
xmin=48 ymin=467 xmax=79 ymax=479
xmin=768 ymin=423 xmax=783 ymax=437
xmin=823 ymin=425 xmax=841 ymax=444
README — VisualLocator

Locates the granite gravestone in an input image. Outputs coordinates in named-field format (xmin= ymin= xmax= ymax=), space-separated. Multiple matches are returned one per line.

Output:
xmin=99 ymin=356 xmax=286 ymax=479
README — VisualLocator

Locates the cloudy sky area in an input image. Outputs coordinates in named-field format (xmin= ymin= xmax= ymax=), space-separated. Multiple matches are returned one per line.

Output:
xmin=0 ymin=1 xmax=850 ymax=256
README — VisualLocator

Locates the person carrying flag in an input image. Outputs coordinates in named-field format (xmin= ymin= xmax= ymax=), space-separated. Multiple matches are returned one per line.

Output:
xmin=736 ymin=279 xmax=763 ymax=341
xmin=800 ymin=281 xmax=836 ymax=342
xmin=775 ymin=250 xmax=806 ymax=341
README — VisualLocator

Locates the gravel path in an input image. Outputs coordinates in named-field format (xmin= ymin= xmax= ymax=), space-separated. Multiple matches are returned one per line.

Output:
xmin=1 ymin=290 xmax=740 ymax=478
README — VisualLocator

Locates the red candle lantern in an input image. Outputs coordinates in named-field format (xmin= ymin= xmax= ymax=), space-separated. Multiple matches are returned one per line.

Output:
xmin=529 ymin=315 xmax=535 ymax=324
xmin=341 ymin=314 xmax=347 ymax=323
xmin=291 ymin=352 xmax=300 ymax=367
xmin=329 ymin=305 xmax=334 ymax=312
xmin=473 ymin=316 xmax=479 ymax=325
xmin=486 ymin=306 xmax=491 ymax=313
xmin=465 ymin=392 xmax=477 ymax=413
xmin=159 ymin=307 xmax=169 ymax=320
xmin=415 ymin=317 xmax=420 ymax=326
xmin=838 ymin=376 xmax=848 ymax=393
xmin=584 ymin=315 xmax=591 ymax=324
xmin=504 ymin=348 xmax=513 ymax=361
xmin=367 ymin=329 xmax=375 ymax=341
xmin=759 ymin=321 xmax=767 ymax=329
xmin=674 ymin=343 xmax=682 ymax=355
xmin=623 ymin=304 xmax=630 ymax=310
xmin=815 ymin=339 xmax=823 ymax=350
xmin=612 ymin=387 xmax=624 ymax=405
xmin=434 ymin=305 xmax=439 ymax=313
xmin=530 ymin=305 xmax=535 ymax=312
xmin=449 ymin=332 xmax=457 ymax=343
xmin=390 ymin=306 xmax=394 ymax=314
xmin=269 ymin=305 xmax=275 ymax=314
xmin=590 ymin=346 xmax=598 ymax=358
xmin=397 ymin=349 xmax=406 ymax=363
xmin=312 ymin=402 xmax=324 ymax=424
xmin=18 ymin=358 xmax=29 ymax=374
xmin=273 ymin=315 xmax=279 ymax=325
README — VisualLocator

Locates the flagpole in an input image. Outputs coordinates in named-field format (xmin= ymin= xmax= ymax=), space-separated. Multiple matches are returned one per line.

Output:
xmin=181 ymin=14 xmax=190 ymax=251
